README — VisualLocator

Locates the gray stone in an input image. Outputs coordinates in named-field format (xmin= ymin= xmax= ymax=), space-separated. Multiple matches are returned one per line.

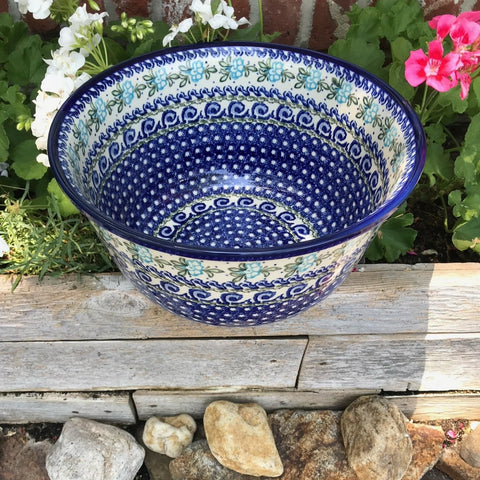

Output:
xmin=341 ymin=396 xmax=413 ymax=480
xmin=204 ymin=400 xmax=283 ymax=477
xmin=45 ymin=417 xmax=145 ymax=480
xmin=460 ymin=423 xmax=480 ymax=467
xmin=169 ymin=440 xmax=259 ymax=480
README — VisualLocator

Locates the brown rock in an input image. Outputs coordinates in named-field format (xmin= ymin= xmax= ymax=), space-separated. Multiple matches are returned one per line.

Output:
xmin=0 ymin=430 xmax=52 ymax=480
xmin=341 ymin=396 xmax=413 ymax=480
xmin=437 ymin=445 xmax=480 ymax=480
xmin=204 ymin=401 xmax=283 ymax=477
xmin=169 ymin=440 xmax=259 ymax=480
xmin=269 ymin=409 xmax=357 ymax=480
xmin=460 ymin=424 xmax=480 ymax=467
xmin=403 ymin=423 xmax=445 ymax=480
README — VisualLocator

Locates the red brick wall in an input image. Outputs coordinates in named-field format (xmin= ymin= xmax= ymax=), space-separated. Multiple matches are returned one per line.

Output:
xmin=5 ymin=0 xmax=480 ymax=51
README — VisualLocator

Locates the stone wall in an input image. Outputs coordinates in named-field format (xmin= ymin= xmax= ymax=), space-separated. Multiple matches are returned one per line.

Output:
xmin=3 ymin=0 xmax=480 ymax=50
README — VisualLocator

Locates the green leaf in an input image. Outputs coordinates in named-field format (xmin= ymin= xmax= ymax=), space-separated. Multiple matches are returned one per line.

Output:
xmin=454 ymin=143 xmax=480 ymax=188
xmin=437 ymin=86 xmax=468 ymax=114
xmin=388 ymin=62 xmax=415 ymax=101
xmin=11 ymin=139 xmax=48 ymax=180
xmin=328 ymin=38 xmax=386 ymax=79
xmin=344 ymin=5 xmax=382 ymax=43
xmin=376 ymin=0 xmax=424 ymax=42
xmin=0 ymin=123 xmax=9 ymax=162
xmin=365 ymin=205 xmax=417 ymax=262
xmin=464 ymin=113 xmax=480 ymax=148
xmin=48 ymin=179 xmax=79 ymax=217
xmin=6 ymin=34 xmax=47 ymax=86
xmin=452 ymin=217 xmax=480 ymax=252
xmin=423 ymin=142 xmax=454 ymax=186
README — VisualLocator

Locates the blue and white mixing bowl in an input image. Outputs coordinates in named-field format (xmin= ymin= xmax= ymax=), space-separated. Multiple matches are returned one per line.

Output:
xmin=49 ymin=43 xmax=425 ymax=326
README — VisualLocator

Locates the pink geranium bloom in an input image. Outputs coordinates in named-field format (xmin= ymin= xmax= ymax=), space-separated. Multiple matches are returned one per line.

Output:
xmin=405 ymin=40 xmax=460 ymax=92
xmin=430 ymin=11 xmax=480 ymax=40
xmin=450 ymin=17 xmax=480 ymax=49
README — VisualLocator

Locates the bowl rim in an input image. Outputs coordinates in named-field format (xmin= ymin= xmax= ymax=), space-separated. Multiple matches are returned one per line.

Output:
xmin=48 ymin=41 xmax=426 ymax=261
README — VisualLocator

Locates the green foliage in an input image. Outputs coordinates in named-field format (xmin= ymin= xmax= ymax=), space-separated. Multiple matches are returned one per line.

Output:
xmin=0 ymin=192 xmax=115 ymax=289
xmin=330 ymin=1 xmax=480 ymax=261
xmin=365 ymin=204 xmax=417 ymax=262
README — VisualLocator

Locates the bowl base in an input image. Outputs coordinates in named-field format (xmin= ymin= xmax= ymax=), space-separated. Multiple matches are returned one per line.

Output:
xmin=154 ymin=192 xmax=319 ymax=249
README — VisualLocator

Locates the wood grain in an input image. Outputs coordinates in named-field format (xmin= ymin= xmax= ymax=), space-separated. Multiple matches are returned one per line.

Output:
xmin=0 ymin=338 xmax=306 ymax=392
xmin=1 ymin=264 xmax=479 ymax=340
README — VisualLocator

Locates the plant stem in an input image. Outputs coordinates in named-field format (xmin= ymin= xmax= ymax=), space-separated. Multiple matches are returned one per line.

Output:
xmin=258 ymin=0 xmax=264 ymax=42
xmin=440 ymin=194 xmax=452 ymax=233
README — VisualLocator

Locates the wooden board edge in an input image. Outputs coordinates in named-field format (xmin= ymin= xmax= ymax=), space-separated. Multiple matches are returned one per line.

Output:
xmin=0 ymin=392 xmax=137 ymax=425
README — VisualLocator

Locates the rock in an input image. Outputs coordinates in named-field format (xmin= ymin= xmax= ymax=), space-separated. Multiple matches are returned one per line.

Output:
xmin=0 ymin=431 xmax=52 ymax=480
xmin=268 ymin=409 xmax=357 ymax=480
xmin=403 ymin=423 xmax=445 ymax=480
xmin=460 ymin=423 xmax=480 ymax=467
xmin=144 ymin=451 xmax=173 ymax=480
xmin=340 ymin=396 xmax=413 ymax=480
xmin=437 ymin=445 xmax=480 ymax=480
xmin=204 ymin=400 xmax=283 ymax=477
xmin=169 ymin=440 xmax=259 ymax=480
xmin=143 ymin=414 xmax=197 ymax=458
xmin=45 ymin=417 xmax=145 ymax=480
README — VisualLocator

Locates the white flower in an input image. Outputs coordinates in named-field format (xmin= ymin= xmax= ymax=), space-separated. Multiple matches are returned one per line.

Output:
xmin=190 ymin=0 xmax=214 ymax=24
xmin=0 ymin=162 xmax=8 ymax=177
xmin=162 ymin=18 xmax=194 ymax=47
xmin=46 ymin=48 xmax=86 ymax=77
xmin=68 ymin=4 xmax=107 ymax=30
xmin=74 ymin=72 xmax=91 ymax=89
xmin=0 ymin=236 xmax=9 ymax=257
xmin=36 ymin=153 xmax=50 ymax=167
xmin=14 ymin=0 xmax=53 ymax=19
xmin=41 ymin=72 xmax=76 ymax=100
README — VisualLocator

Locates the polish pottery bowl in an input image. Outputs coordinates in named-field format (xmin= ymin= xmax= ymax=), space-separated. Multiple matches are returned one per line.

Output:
xmin=49 ymin=43 xmax=425 ymax=326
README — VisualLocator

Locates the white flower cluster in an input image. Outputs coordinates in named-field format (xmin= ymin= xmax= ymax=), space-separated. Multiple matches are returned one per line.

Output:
xmin=15 ymin=0 xmax=53 ymax=20
xmin=163 ymin=0 xmax=249 ymax=46
xmin=31 ymin=5 xmax=108 ymax=167
xmin=0 ymin=236 xmax=9 ymax=257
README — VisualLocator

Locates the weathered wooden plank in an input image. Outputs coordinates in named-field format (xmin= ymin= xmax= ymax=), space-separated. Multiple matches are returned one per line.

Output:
xmin=298 ymin=333 xmax=480 ymax=392
xmin=1 ymin=263 xmax=479 ymax=340
xmin=386 ymin=393 xmax=480 ymax=421
xmin=133 ymin=389 xmax=380 ymax=419
xmin=0 ymin=338 xmax=306 ymax=392
xmin=0 ymin=392 xmax=136 ymax=424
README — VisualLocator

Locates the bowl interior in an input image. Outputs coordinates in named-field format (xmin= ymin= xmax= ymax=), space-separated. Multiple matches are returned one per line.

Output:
xmin=51 ymin=43 xmax=424 ymax=252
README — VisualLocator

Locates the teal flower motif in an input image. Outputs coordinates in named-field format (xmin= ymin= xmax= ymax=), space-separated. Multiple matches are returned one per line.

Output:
xmin=154 ymin=67 xmax=168 ymax=90
xmin=244 ymin=262 xmax=263 ymax=280
xmin=186 ymin=259 xmax=204 ymax=277
xmin=136 ymin=246 xmax=153 ymax=264
xmin=268 ymin=61 xmax=284 ymax=82
xmin=229 ymin=58 xmax=245 ymax=79
xmin=305 ymin=69 xmax=322 ymax=90
xmin=94 ymin=97 xmax=107 ymax=123
xmin=384 ymin=126 xmax=398 ymax=147
xmin=336 ymin=82 xmax=353 ymax=103
xmin=121 ymin=80 xmax=135 ymax=105
xmin=77 ymin=119 xmax=89 ymax=147
xmin=189 ymin=60 xmax=205 ymax=82
xmin=363 ymin=102 xmax=379 ymax=124
xmin=297 ymin=253 xmax=317 ymax=273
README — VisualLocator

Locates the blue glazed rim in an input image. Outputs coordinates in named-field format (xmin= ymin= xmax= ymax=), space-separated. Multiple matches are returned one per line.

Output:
xmin=48 ymin=41 xmax=426 ymax=261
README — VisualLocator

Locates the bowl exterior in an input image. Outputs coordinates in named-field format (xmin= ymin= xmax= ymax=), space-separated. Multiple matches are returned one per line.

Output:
xmin=93 ymin=223 xmax=375 ymax=326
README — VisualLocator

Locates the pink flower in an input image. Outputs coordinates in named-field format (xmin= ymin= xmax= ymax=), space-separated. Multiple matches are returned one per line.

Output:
xmin=450 ymin=16 xmax=480 ymax=49
xmin=430 ymin=12 xmax=480 ymax=40
xmin=405 ymin=40 xmax=460 ymax=92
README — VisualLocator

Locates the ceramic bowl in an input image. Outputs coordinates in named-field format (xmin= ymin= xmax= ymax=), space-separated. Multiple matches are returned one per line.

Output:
xmin=49 ymin=43 xmax=425 ymax=326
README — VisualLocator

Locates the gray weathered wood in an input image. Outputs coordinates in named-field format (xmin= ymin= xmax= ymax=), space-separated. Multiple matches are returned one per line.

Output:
xmin=133 ymin=389 xmax=380 ymax=419
xmin=298 ymin=333 xmax=480 ymax=392
xmin=0 ymin=338 xmax=306 ymax=392
xmin=0 ymin=392 xmax=136 ymax=424
xmin=1 ymin=263 xmax=480 ymax=340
